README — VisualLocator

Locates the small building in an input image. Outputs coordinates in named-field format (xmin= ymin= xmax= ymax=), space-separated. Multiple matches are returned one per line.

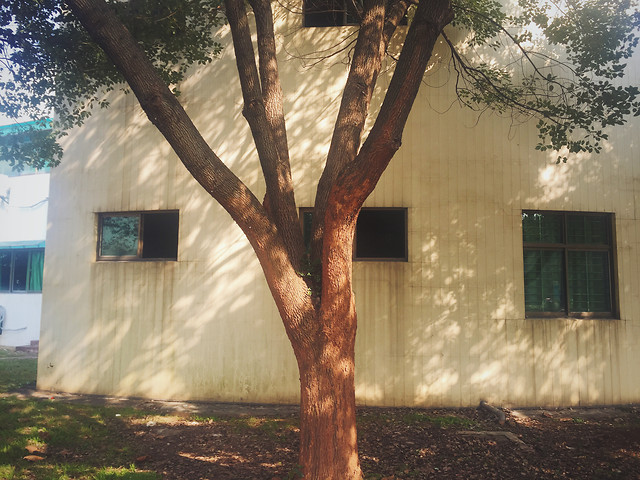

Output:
xmin=37 ymin=8 xmax=640 ymax=407
xmin=0 ymin=122 xmax=50 ymax=348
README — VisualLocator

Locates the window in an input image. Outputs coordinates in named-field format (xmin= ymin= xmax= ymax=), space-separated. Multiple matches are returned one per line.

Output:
xmin=97 ymin=211 xmax=179 ymax=261
xmin=522 ymin=211 xmax=616 ymax=317
xmin=0 ymin=249 xmax=44 ymax=293
xmin=303 ymin=0 xmax=408 ymax=27
xmin=301 ymin=207 xmax=408 ymax=261
xmin=304 ymin=0 xmax=362 ymax=26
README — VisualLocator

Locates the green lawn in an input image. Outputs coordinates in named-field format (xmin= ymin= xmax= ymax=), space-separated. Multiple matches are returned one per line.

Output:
xmin=0 ymin=352 xmax=159 ymax=480
xmin=0 ymin=350 xmax=38 ymax=393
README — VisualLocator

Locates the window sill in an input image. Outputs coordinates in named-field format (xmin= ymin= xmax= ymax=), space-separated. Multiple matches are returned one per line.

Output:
xmin=525 ymin=313 xmax=618 ymax=320
xmin=96 ymin=258 xmax=177 ymax=262
xmin=0 ymin=291 xmax=43 ymax=294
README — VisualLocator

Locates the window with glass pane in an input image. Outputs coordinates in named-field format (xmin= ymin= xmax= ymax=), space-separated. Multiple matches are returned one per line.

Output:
xmin=302 ymin=210 xmax=313 ymax=252
xmin=98 ymin=211 xmax=179 ymax=261
xmin=0 ymin=249 xmax=45 ymax=293
xmin=100 ymin=215 xmax=140 ymax=257
xmin=303 ymin=0 xmax=406 ymax=27
xmin=522 ymin=211 xmax=615 ymax=317
xmin=299 ymin=207 xmax=408 ymax=261
xmin=304 ymin=0 xmax=362 ymax=26
xmin=0 ymin=251 xmax=11 ymax=291
xmin=523 ymin=250 xmax=565 ymax=312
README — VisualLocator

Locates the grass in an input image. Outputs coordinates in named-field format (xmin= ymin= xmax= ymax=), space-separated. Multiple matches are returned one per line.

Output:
xmin=401 ymin=412 xmax=477 ymax=428
xmin=358 ymin=410 xmax=477 ymax=429
xmin=0 ymin=350 xmax=37 ymax=393
xmin=226 ymin=416 xmax=299 ymax=443
xmin=0 ymin=396 xmax=161 ymax=480
xmin=0 ymin=353 xmax=160 ymax=480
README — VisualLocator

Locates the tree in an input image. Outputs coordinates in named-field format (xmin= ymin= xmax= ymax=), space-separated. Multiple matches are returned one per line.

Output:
xmin=1 ymin=0 xmax=638 ymax=477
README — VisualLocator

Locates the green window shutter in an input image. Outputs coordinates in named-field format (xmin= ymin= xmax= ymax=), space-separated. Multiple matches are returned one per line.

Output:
xmin=567 ymin=215 xmax=608 ymax=245
xmin=568 ymin=251 xmax=611 ymax=312
xmin=523 ymin=250 xmax=565 ymax=312
xmin=522 ymin=212 xmax=563 ymax=243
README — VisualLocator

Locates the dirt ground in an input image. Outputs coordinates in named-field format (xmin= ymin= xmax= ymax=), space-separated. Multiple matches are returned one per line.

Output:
xmin=129 ymin=405 xmax=640 ymax=479
xmin=13 ymin=389 xmax=640 ymax=479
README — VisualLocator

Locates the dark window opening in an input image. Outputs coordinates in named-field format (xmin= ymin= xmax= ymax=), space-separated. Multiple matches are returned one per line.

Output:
xmin=141 ymin=212 xmax=180 ymax=259
xmin=355 ymin=209 xmax=407 ymax=260
xmin=300 ymin=207 xmax=408 ymax=261
xmin=98 ymin=211 xmax=179 ymax=261
xmin=522 ymin=211 xmax=616 ymax=317
xmin=303 ymin=0 xmax=408 ymax=27
xmin=302 ymin=209 xmax=314 ymax=253
xmin=304 ymin=0 xmax=362 ymax=26
xmin=0 ymin=249 xmax=45 ymax=293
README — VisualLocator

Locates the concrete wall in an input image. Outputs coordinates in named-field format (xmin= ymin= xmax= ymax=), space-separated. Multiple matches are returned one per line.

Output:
xmin=0 ymin=293 xmax=42 ymax=347
xmin=38 ymin=5 xmax=640 ymax=406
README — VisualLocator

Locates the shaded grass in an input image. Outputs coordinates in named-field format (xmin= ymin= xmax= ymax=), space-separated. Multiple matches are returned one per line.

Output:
xmin=358 ymin=410 xmax=477 ymax=429
xmin=0 ymin=353 xmax=37 ymax=393
xmin=401 ymin=412 xmax=477 ymax=428
xmin=0 ymin=396 xmax=159 ymax=480
xmin=0 ymin=354 xmax=158 ymax=479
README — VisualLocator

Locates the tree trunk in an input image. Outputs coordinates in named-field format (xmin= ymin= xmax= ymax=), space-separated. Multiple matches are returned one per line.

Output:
xmin=297 ymin=315 xmax=362 ymax=479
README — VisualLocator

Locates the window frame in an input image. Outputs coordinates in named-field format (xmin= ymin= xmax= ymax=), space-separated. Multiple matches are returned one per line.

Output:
xmin=302 ymin=0 xmax=407 ymax=27
xmin=96 ymin=210 xmax=179 ymax=262
xmin=0 ymin=248 xmax=45 ymax=294
xmin=522 ymin=210 xmax=618 ymax=319
xmin=303 ymin=0 xmax=362 ymax=27
xmin=300 ymin=207 xmax=408 ymax=262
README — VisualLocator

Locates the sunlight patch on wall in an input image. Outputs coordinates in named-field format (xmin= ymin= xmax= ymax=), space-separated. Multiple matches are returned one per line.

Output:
xmin=415 ymin=367 xmax=459 ymax=403
xmin=533 ymin=162 xmax=577 ymax=204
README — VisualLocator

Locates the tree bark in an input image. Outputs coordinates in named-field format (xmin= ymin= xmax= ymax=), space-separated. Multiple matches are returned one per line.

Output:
xmin=298 ymin=309 xmax=361 ymax=479
xmin=331 ymin=0 xmax=454 ymax=212
xmin=224 ymin=0 xmax=304 ymax=265
xmin=311 ymin=0 xmax=387 ymax=263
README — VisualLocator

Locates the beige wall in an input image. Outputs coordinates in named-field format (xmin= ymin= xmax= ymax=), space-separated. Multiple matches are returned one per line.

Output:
xmin=38 ymin=6 xmax=640 ymax=407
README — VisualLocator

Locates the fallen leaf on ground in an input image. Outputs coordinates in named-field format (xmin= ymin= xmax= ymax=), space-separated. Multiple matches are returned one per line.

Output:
xmin=23 ymin=455 xmax=45 ymax=461
xmin=25 ymin=445 xmax=46 ymax=454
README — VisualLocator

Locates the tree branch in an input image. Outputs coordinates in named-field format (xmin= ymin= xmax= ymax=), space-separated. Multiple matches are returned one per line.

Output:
xmin=248 ymin=0 xmax=290 ymax=166
xmin=383 ymin=0 xmax=413 ymax=46
xmin=326 ymin=0 xmax=455 ymax=236
xmin=224 ymin=0 xmax=304 ymax=265
xmin=66 ymin=0 xmax=315 ymax=344
xmin=311 ymin=0 xmax=387 ymax=263
xmin=442 ymin=32 xmax=569 ymax=125
xmin=317 ymin=0 xmax=453 ymax=320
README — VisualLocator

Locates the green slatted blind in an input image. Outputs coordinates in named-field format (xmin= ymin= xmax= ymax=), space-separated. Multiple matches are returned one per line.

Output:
xmin=567 ymin=251 xmax=611 ymax=313
xmin=523 ymin=250 xmax=565 ymax=312
xmin=522 ymin=211 xmax=615 ymax=317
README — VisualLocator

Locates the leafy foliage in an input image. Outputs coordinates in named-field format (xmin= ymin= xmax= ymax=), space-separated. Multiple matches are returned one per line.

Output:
xmin=450 ymin=0 xmax=640 ymax=162
xmin=0 ymin=0 xmax=224 ymax=168
xmin=1 ymin=0 xmax=639 ymax=166
xmin=0 ymin=120 xmax=60 ymax=172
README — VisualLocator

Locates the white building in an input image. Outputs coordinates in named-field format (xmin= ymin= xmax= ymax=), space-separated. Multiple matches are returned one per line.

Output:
xmin=0 ymin=122 xmax=50 ymax=348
